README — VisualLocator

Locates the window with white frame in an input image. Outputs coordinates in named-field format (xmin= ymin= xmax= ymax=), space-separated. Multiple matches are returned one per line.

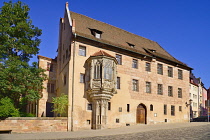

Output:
xmin=104 ymin=63 xmax=112 ymax=80
xmin=94 ymin=61 xmax=101 ymax=79
xmin=79 ymin=45 xmax=86 ymax=56
xmin=171 ymin=105 xmax=175 ymax=116
xmin=146 ymin=82 xmax=151 ymax=93
xmin=164 ymin=104 xmax=167 ymax=115
xmin=145 ymin=62 xmax=151 ymax=72
xmin=87 ymin=103 xmax=92 ymax=110
xmin=157 ymin=63 xmax=163 ymax=75
xmin=168 ymin=66 xmax=173 ymax=77
xmin=116 ymin=54 xmax=122 ymax=65
xmin=117 ymin=77 xmax=120 ymax=89
xmin=178 ymin=69 xmax=183 ymax=80
xmin=80 ymin=73 xmax=85 ymax=83
xmin=157 ymin=84 xmax=163 ymax=95
xmin=179 ymin=106 xmax=182 ymax=112
xmin=132 ymin=59 xmax=138 ymax=69
xmin=47 ymin=62 xmax=53 ymax=72
xmin=47 ymin=83 xmax=55 ymax=93
xmin=168 ymin=86 xmax=173 ymax=97
xmin=178 ymin=88 xmax=182 ymax=98
xmin=132 ymin=79 xmax=139 ymax=91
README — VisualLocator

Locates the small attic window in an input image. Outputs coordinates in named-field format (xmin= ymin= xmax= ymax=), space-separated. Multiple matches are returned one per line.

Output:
xmin=127 ymin=42 xmax=135 ymax=48
xmin=89 ymin=28 xmax=103 ymax=39
xmin=148 ymin=49 xmax=156 ymax=53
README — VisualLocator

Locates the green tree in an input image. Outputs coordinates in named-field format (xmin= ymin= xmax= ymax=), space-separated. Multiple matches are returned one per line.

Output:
xmin=0 ymin=1 xmax=47 ymax=111
xmin=52 ymin=94 xmax=68 ymax=117
xmin=0 ymin=97 xmax=20 ymax=118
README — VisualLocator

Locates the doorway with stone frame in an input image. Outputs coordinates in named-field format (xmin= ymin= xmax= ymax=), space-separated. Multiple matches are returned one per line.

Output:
xmin=136 ymin=104 xmax=147 ymax=124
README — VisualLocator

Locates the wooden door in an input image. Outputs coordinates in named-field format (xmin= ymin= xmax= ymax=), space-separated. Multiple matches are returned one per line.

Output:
xmin=136 ymin=104 xmax=146 ymax=124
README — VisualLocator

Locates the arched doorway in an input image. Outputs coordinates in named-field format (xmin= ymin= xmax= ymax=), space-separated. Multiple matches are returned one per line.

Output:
xmin=136 ymin=104 xmax=147 ymax=124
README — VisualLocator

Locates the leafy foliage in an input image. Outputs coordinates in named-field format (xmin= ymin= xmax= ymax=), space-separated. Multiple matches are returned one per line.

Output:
xmin=0 ymin=97 xmax=20 ymax=118
xmin=0 ymin=1 xmax=41 ymax=62
xmin=52 ymin=94 xmax=68 ymax=117
xmin=0 ymin=1 xmax=47 ymax=111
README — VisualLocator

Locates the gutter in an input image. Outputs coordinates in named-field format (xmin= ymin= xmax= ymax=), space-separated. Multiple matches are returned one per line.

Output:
xmin=71 ymin=33 xmax=76 ymax=131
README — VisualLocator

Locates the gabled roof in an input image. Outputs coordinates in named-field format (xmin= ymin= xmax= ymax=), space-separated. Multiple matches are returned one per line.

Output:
xmin=91 ymin=50 xmax=115 ymax=58
xmin=70 ymin=11 xmax=191 ymax=69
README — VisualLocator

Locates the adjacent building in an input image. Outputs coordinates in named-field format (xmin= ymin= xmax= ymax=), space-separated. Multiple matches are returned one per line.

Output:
xmin=37 ymin=3 xmax=193 ymax=131
xmin=189 ymin=73 xmax=199 ymax=118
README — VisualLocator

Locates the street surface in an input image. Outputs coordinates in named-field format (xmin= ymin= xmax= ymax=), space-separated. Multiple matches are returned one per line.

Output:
xmin=0 ymin=122 xmax=209 ymax=140
xmin=69 ymin=124 xmax=210 ymax=140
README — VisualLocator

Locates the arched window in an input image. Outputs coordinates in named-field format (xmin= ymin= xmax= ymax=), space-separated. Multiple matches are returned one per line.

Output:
xmin=94 ymin=61 xmax=101 ymax=79
xmin=150 ymin=104 xmax=153 ymax=111
xmin=104 ymin=63 xmax=112 ymax=80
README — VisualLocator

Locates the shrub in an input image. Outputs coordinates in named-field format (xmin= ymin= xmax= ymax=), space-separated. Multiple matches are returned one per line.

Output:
xmin=0 ymin=97 xmax=20 ymax=118
xmin=52 ymin=93 xmax=68 ymax=117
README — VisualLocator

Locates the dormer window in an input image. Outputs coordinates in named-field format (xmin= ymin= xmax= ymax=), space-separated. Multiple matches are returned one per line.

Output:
xmin=95 ymin=32 xmax=101 ymax=39
xmin=148 ymin=49 xmax=156 ymax=53
xmin=127 ymin=42 xmax=135 ymax=48
xmin=89 ymin=28 xmax=102 ymax=39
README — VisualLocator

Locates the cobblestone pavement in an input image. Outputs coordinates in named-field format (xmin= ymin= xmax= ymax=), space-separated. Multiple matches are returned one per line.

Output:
xmin=0 ymin=122 xmax=210 ymax=140
xmin=62 ymin=124 xmax=210 ymax=140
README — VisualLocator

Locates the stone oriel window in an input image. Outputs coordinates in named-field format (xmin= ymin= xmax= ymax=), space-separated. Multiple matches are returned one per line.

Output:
xmin=132 ymin=79 xmax=139 ymax=91
xmin=164 ymin=104 xmax=167 ymax=115
xmin=178 ymin=69 xmax=183 ymax=80
xmin=146 ymin=82 xmax=151 ymax=93
xmin=116 ymin=54 xmax=122 ymax=65
xmin=168 ymin=66 xmax=173 ymax=77
xmin=157 ymin=63 xmax=163 ymax=75
xmin=94 ymin=61 xmax=102 ymax=79
xmin=104 ymin=63 xmax=112 ymax=80
xmin=171 ymin=105 xmax=175 ymax=116
xmin=157 ymin=84 xmax=163 ymax=95
xmin=145 ymin=62 xmax=151 ymax=72
xmin=178 ymin=88 xmax=182 ymax=98
xmin=132 ymin=59 xmax=138 ymax=69
xmin=79 ymin=45 xmax=86 ymax=56
xmin=117 ymin=77 xmax=120 ymax=89
xmin=168 ymin=86 xmax=173 ymax=97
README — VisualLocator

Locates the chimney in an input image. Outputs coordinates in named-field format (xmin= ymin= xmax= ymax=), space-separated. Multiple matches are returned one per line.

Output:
xmin=72 ymin=19 xmax=75 ymax=33
xmin=66 ymin=2 xmax=68 ymax=7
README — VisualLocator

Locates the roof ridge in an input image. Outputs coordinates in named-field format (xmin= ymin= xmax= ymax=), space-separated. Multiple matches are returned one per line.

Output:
xmin=70 ymin=11 xmax=157 ymax=43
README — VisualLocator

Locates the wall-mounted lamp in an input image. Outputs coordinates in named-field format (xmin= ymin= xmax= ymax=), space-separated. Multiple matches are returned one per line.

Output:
xmin=186 ymin=99 xmax=193 ymax=107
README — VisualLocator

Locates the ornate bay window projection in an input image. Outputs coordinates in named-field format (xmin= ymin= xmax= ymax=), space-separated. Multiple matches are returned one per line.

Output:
xmin=85 ymin=50 xmax=117 ymax=129
xmin=94 ymin=61 xmax=102 ymax=79
xmin=104 ymin=62 xmax=112 ymax=80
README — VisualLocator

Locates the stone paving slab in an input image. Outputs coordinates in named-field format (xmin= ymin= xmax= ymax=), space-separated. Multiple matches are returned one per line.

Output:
xmin=0 ymin=122 xmax=209 ymax=140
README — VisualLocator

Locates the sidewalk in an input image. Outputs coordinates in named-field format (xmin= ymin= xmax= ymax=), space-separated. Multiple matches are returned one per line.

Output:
xmin=0 ymin=122 xmax=209 ymax=140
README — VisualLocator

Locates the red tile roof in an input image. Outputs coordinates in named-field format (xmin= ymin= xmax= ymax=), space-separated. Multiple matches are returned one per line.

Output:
xmin=91 ymin=50 xmax=115 ymax=58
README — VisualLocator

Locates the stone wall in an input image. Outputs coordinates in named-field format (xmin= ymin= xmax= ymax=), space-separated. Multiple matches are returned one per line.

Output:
xmin=0 ymin=117 xmax=67 ymax=133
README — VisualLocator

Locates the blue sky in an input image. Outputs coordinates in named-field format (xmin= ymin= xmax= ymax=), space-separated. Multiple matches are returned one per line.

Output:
xmin=1 ymin=0 xmax=210 ymax=88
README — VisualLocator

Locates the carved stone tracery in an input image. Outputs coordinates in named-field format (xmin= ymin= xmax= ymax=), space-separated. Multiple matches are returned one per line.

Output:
xmin=85 ymin=51 xmax=117 ymax=129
